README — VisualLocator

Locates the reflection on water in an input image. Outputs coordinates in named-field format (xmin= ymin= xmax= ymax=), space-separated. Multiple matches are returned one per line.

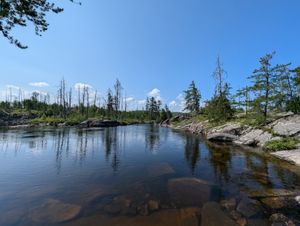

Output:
xmin=0 ymin=125 xmax=300 ymax=226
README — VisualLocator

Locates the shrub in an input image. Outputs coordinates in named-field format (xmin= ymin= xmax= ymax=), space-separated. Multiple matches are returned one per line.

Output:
xmin=265 ymin=138 xmax=300 ymax=151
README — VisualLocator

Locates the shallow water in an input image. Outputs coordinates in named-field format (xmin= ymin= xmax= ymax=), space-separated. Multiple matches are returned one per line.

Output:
xmin=0 ymin=125 xmax=300 ymax=226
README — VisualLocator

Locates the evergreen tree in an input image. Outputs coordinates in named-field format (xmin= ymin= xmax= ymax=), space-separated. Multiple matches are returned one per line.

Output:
xmin=205 ymin=56 xmax=233 ymax=122
xmin=184 ymin=81 xmax=201 ymax=113
xmin=106 ymin=89 xmax=114 ymax=116
xmin=248 ymin=52 xmax=287 ymax=122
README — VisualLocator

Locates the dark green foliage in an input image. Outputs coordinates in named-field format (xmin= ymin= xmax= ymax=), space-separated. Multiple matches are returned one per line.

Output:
xmin=286 ymin=96 xmax=300 ymax=114
xmin=184 ymin=81 xmax=201 ymax=113
xmin=205 ymin=56 xmax=233 ymax=122
xmin=0 ymin=0 xmax=80 ymax=48
xmin=265 ymin=138 xmax=300 ymax=152
xmin=205 ymin=84 xmax=234 ymax=122
xmin=145 ymin=97 xmax=161 ymax=121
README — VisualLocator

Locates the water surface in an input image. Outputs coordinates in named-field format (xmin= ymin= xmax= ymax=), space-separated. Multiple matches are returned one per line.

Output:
xmin=0 ymin=125 xmax=300 ymax=226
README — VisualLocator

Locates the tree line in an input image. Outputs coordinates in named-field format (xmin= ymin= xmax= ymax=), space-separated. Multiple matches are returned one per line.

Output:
xmin=183 ymin=52 xmax=300 ymax=124
xmin=0 ymin=78 xmax=172 ymax=123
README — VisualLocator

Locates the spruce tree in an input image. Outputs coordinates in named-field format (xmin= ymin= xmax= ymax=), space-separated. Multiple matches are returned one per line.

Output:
xmin=184 ymin=81 xmax=201 ymax=113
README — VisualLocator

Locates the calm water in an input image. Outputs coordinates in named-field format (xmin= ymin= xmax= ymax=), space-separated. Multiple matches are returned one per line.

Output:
xmin=0 ymin=125 xmax=300 ymax=226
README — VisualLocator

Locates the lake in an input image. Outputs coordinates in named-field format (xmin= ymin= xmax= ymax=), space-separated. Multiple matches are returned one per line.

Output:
xmin=0 ymin=125 xmax=300 ymax=226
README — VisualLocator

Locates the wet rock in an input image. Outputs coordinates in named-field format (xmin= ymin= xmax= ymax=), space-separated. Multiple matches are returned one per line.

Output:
xmin=294 ymin=195 xmax=300 ymax=204
xmin=138 ymin=204 xmax=149 ymax=216
xmin=248 ymin=189 xmax=299 ymax=198
xmin=269 ymin=114 xmax=300 ymax=137
xmin=220 ymin=198 xmax=236 ymax=211
xmin=269 ymin=213 xmax=295 ymax=226
xmin=271 ymin=150 xmax=300 ymax=166
xmin=147 ymin=162 xmax=175 ymax=177
xmin=261 ymin=197 xmax=288 ymax=209
xmin=236 ymin=217 xmax=247 ymax=226
xmin=230 ymin=210 xmax=243 ymax=220
xmin=104 ymin=203 xmax=122 ymax=214
xmin=148 ymin=200 xmax=160 ymax=212
xmin=79 ymin=119 xmax=121 ymax=128
xmin=168 ymin=177 xmax=219 ymax=207
xmin=236 ymin=197 xmax=261 ymax=218
xmin=180 ymin=207 xmax=201 ymax=226
xmin=64 ymin=208 xmax=200 ymax=226
xmin=207 ymin=133 xmax=238 ymax=142
xmin=30 ymin=198 xmax=81 ymax=223
xmin=201 ymin=202 xmax=239 ymax=226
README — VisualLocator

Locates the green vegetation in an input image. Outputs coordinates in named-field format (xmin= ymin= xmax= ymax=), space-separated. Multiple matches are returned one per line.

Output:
xmin=182 ymin=53 xmax=300 ymax=126
xmin=265 ymin=138 xmax=300 ymax=152
xmin=0 ymin=78 xmax=172 ymax=126
xmin=184 ymin=81 xmax=201 ymax=114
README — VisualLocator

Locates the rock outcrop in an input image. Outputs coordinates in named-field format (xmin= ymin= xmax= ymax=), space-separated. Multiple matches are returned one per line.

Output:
xmin=78 ymin=119 xmax=123 ymax=128
xmin=268 ymin=114 xmax=300 ymax=137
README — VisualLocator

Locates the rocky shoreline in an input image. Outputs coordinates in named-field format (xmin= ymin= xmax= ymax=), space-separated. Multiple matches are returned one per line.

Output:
xmin=169 ymin=113 xmax=300 ymax=166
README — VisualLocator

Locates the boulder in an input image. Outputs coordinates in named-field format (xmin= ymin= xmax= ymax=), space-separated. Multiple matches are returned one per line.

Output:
xmin=207 ymin=133 xmax=238 ymax=142
xmin=30 ymin=199 xmax=81 ymax=223
xmin=201 ymin=202 xmax=239 ymax=226
xmin=148 ymin=200 xmax=160 ymax=212
xmin=234 ymin=129 xmax=273 ymax=147
xmin=168 ymin=178 xmax=219 ymax=207
xmin=79 ymin=119 xmax=121 ymax=128
xmin=271 ymin=149 xmax=300 ymax=166
xmin=220 ymin=198 xmax=237 ymax=211
xmin=236 ymin=197 xmax=262 ymax=218
xmin=147 ymin=162 xmax=175 ymax=177
xmin=269 ymin=114 xmax=300 ymax=137
xmin=269 ymin=213 xmax=295 ymax=226
xmin=207 ymin=123 xmax=246 ymax=136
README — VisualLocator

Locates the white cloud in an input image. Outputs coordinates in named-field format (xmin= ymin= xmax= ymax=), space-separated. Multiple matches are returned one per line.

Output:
xmin=125 ymin=97 xmax=135 ymax=103
xmin=148 ymin=88 xmax=161 ymax=100
xmin=138 ymin=99 xmax=146 ymax=105
xmin=6 ymin=85 xmax=20 ymax=90
xmin=169 ymin=100 xmax=177 ymax=107
xmin=74 ymin=83 xmax=93 ymax=90
xmin=29 ymin=82 xmax=49 ymax=87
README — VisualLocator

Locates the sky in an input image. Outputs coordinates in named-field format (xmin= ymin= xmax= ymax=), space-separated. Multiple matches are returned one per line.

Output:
xmin=1 ymin=0 xmax=300 ymax=111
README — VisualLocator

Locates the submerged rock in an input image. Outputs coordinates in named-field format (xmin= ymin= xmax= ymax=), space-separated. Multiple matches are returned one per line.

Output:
xmin=168 ymin=178 xmax=219 ymax=207
xmin=220 ymin=198 xmax=237 ymax=211
xmin=30 ymin=198 xmax=81 ymax=223
xmin=269 ymin=213 xmax=295 ymax=226
xmin=64 ymin=208 xmax=200 ymax=226
xmin=236 ymin=197 xmax=262 ymax=218
xmin=148 ymin=200 xmax=160 ymax=212
xmin=201 ymin=202 xmax=239 ymax=226
xmin=147 ymin=162 xmax=175 ymax=177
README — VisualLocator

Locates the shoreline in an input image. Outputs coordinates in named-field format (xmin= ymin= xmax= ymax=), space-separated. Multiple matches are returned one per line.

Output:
xmin=166 ymin=113 xmax=300 ymax=167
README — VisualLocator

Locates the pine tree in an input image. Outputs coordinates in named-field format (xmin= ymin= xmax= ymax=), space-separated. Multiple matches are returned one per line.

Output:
xmin=184 ymin=81 xmax=201 ymax=113
xmin=248 ymin=52 xmax=287 ymax=122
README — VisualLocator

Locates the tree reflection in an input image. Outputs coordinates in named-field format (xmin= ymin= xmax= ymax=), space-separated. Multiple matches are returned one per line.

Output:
xmin=207 ymin=142 xmax=232 ymax=182
xmin=102 ymin=127 xmax=121 ymax=172
xmin=145 ymin=124 xmax=160 ymax=153
xmin=184 ymin=134 xmax=200 ymax=173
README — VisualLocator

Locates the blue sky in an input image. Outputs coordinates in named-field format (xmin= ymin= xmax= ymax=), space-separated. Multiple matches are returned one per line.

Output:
xmin=1 ymin=0 xmax=300 ymax=111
